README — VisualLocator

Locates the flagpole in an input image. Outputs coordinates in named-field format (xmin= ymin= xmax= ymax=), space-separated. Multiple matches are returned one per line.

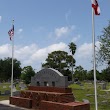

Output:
xmin=92 ymin=8 xmax=98 ymax=110
xmin=11 ymin=20 xmax=14 ymax=97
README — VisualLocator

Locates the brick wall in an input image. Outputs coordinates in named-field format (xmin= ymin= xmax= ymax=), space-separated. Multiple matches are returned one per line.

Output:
xmin=39 ymin=101 xmax=90 ymax=110
xmin=10 ymin=96 xmax=32 ymax=108
xmin=64 ymin=102 xmax=90 ymax=110
xmin=19 ymin=90 xmax=75 ymax=108
xmin=39 ymin=101 xmax=73 ymax=110
xmin=28 ymin=86 xmax=72 ymax=93
xmin=10 ymin=86 xmax=90 ymax=110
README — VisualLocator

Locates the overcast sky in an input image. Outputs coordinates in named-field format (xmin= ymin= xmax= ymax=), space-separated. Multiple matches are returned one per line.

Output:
xmin=0 ymin=0 xmax=110 ymax=71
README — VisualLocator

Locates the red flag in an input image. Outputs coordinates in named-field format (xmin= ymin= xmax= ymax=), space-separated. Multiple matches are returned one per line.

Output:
xmin=91 ymin=0 xmax=100 ymax=15
xmin=8 ymin=25 xmax=14 ymax=40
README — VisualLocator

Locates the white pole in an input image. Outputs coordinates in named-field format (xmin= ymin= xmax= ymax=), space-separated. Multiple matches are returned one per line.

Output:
xmin=92 ymin=8 xmax=98 ymax=110
xmin=72 ymin=54 xmax=73 ymax=81
xmin=11 ymin=20 xmax=14 ymax=97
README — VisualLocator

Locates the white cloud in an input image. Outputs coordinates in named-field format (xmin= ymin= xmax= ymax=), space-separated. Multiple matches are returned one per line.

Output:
xmin=73 ymin=41 xmax=101 ymax=70
xmin=29 ymin=42 xmax=67 ymax=64
xmin=0 ymin=44 xmax=11 ymax=57
xmin=54 ymin=25 xmax=75 ymax=38
xmin=15 ymin=44 xmax=38 ymax=60
xmin=0 ymin=41 xmax=102 ymax=71
xmin=17 ymin=28 xmax=23 ymax=34
xmin=0 ymin=42 xmax=67 ymax=69
xmin=77 ymin=43 xmax=92 ymax=58
xmin=76 ymin=41 xmax=100 ymax=58
xmin=0 ymin=16 xmax=2 ymax=22
xmin=55 ymin=27 xmax=69 ymax=37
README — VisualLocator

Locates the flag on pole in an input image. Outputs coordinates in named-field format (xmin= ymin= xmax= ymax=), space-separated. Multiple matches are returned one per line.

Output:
xmin=91 ymin=0 xmax=100 ymax=15
xmin=8 ymin=25 xmax=14 ymax=40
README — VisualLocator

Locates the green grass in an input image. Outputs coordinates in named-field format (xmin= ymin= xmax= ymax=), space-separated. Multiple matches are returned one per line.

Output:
xmin=0 ymin=83 xmax=11 ymax=101
xmin=69 ymin=82 xmax=110 ymax=110
xmin=0 ymin=95 xmax=10 ymax=101
xmin=0 ymin=83 xmax=10 ymax=92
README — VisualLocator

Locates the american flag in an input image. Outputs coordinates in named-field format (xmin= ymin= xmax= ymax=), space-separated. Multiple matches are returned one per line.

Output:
xmin=8 ymin=25 xmax=14 ymax=40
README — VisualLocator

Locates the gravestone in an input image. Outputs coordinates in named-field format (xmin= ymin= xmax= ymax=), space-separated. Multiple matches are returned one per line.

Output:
xmin=13 ymin=85 xmax=17 ymax=92
xmin=13 ymin=91 xmax=20 ymax=96
xmin=31 ymin=68 xmax=68 ymax=87
xmin=19 ymin=82 xmax=27 ymax=90
xmin=4 ymin=90 xmax=11 ymax=95
xmin=82 ymin=99 xmax=90 ymax=103
xmin=102 ymin=83 xmax=106 ymax=90
xmin=98 ymin=83 xmax=107 ymax=90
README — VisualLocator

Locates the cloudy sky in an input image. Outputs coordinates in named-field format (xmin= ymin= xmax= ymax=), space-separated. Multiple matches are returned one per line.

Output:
xmin=0 ymin=0 xmax=110 ymax=71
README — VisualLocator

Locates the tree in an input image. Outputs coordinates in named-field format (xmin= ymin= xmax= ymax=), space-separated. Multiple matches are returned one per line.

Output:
xmin=68 ymin=42 xmax=76 ymax=81
xmin=87 ymin=69 xmax=100 ymax=81
xmin=0 ymin=57 xmax=22 ymax=81
xmin=97 ymin=21 xmax=110 ymax=66
xmin=73 ymin=66 xmax=87 ymax=81
xmin=42 ymin=50 xmax=76 ymax=81
xmin=68 ymin=42 xmax=76 ymax=55
xmin=101 ymin=67 xmax=110 ymax=82
xmin=21 ymin=66 xmax=35 ymax=84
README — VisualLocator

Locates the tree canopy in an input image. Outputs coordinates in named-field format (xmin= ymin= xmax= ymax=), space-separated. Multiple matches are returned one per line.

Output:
xmin=21 ymin=66 xmax=35 ymax=84
xmin=0 ymin=57 xmax=22 ymax=81
xmin=97 ymin=21 xmax=110 ymax=66
xmin=68 ymin=42 xmax=76 ymax=55
xmin=68 ymin=42 xmax=76 ymax=81
xmin=73 ymin=66 xmax=87 ymax=81
xmin=42 ymin=50 xmax=76 ymax=80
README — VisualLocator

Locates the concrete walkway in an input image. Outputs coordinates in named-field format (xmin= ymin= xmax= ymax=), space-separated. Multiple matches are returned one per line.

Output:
xmin=0 ymin=100 xmax=27 ymax=110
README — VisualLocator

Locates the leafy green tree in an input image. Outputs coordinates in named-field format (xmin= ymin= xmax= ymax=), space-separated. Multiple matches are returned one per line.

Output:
xmin=101 ymin=67 xmax=110 ymax=82
xmin=68 ymin=42 xmax=76 ymax=81
xmin=87 ymin=69 xmax=100 ymax=81
xmin=68 ymin=42 xmax=76 ymax=55
xmin=0 ymin=57 xmax=22 ymax=81
xmin=42 ymin=50 xmax=76 ymax=81
xmin=21 ymin=66 xmax=35 ymax=84
xmin=87 ymin=70 xmax=94 ymax=80
xmin=73 ymin=66 xmax=87 ymax=81
xmin=97 ymin=21 xmax=110 ymax=66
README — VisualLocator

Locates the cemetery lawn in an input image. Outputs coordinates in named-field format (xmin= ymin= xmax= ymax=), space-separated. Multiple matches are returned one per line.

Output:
xmin=0 ymin=83 xmax=10 ymax=101
xmin=0 ymin=82 xmax=21 ymax=101
xmin=69 ymin=82 xmax=110 ymax=110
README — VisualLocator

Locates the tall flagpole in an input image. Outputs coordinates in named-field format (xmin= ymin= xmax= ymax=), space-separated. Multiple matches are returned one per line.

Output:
xmin=92 ymin=8 xmax=98 ymax=110
xmin=11 ymin=20 xmax=14 ymax=97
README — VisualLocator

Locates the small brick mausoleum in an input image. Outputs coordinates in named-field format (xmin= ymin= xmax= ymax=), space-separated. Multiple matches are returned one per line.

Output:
xmin=10 ymin=68 xmax=90 ymax=110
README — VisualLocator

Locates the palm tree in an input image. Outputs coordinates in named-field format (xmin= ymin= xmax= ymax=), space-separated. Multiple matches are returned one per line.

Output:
xmin=68 ymin=42 xmax=76 ymax=81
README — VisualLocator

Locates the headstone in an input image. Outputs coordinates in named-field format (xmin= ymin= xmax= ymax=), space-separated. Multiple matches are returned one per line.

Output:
xmin=82 ymin=99 xmax=90 ymax=103
xmin=31 ymin=68 xmax=68 ymax=88
xmin=19 ymin=82 xmax=27 ymax=90
xmin=13 ymin=85 xmax=17 ymax=92
xmin=98 ymin=82 xmax=107 ymax=90
xmin=102 ymin=83 xmax=106 ymax=90
xmin=13 ymin=91 xmax=20 ymax=96
xmin=4 ymin=90 xmax=11 ymax=95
